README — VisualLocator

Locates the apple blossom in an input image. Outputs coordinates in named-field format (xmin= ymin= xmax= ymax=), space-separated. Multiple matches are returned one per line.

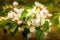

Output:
xmin=30 ymin=27 xmax=35 ymax=33
xmin=35 ymin=2 xmax=44 ymax=9
xmin=14 ymin=8 xmax=24 ymax=14
xmin=17 ymin=20 xmax=22 ymax=25
xmin=8 ymin=11 xmax=15 ymax=18
xmin=13 ymin=1 xmax=18 ymax=7
xmin=14 ymin=8 xmax=20 ymax=13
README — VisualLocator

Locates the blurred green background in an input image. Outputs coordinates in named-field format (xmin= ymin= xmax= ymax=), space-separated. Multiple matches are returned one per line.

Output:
xmin=0 ymin=0 xmax=60 ymax=40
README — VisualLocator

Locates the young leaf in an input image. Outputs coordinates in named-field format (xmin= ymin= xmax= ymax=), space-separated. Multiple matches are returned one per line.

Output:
xmin=43 ymin=21 xmax=49 ymax=32
xmin=36 ymin=27 xmax=44 ymax=39
xmin=1 ymin=19 xmax=11 ymax=27
xmin=53 ymin=16 xmax=59 ymax=25
xmin=21 ymin=10 xmax=28 ymax=19
xmin=26 ymin=16 xmax=33 ymax=21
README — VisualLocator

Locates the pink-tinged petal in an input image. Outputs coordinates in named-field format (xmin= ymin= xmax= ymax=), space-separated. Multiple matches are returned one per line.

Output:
xmin=44 ymin=13 xmax=48 ymax=18
xmin=36 ymin=13 xmax=40 ymax=18
xmin=8 ymin=11 xmax=15 ymax=18
xmin=13 ymin=1 xmax=18 ymax=7
xmin=17 ymin=20 xmax=22 ymax=25
xmin=35 ymin=1 xmax=44 ymax=9
xmin=14 ymin=8 xmax=20 ymax=13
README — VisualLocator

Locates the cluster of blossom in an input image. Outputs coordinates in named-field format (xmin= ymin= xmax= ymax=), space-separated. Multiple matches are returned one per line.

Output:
xmin=26 ymin=2 xmax=52 ymax=38
xmin=1 ymin=1 xmax=52 ymax=38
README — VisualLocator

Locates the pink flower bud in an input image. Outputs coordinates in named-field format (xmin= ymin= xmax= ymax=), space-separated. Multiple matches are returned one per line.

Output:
xmin=13 ymin=1 xmax=18 ymax=7
xmin=17 ymin=20 xmax=22 ymax=25
xmin=8 ymin=11 xmax=14 ymax=18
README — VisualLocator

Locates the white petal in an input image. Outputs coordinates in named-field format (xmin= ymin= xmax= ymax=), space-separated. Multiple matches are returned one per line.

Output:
xmin=27 ymin=21 xmax=31 ymax=26
xmin=35 ymin=2 xmax=40 ymax=7
xmin=13 ymin=1 xmax=18 ymax=7
xmin=14 ymin=8 xmax=20 ymax=13
xmin=30 ymin=27 xmax=35 ymax=32
xmin=47 ymin=14 xmax=52 ymax=16
xmin=41 ymin=19 xmax=45 ymax=25
xmin=35 ymin=18 xmax=40 ymax=23
xmin=36 ymin=14 xmax=40 ymax=18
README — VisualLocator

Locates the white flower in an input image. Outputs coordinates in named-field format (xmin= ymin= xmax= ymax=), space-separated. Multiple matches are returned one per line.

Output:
xmin=13 ymin=1 xmax=18 ymax=7
xmin=35 ymin=18 xmax=40 ymax=24
xmin=14 ymin=8 xmax=20 ymax=13
xmin=27 ymin=7 xmax=37 ymax=17
xmin=40 ymin=10 xmax=48 ymax=18
xmin=8 ymin=11 xmax=15 ymax=18
xmin=14 ymin=8 xmax=24 ymax=15
xmin=35 ymin=2 xmax=40 ymax=7
xmin=30 ymin=27 xmax=35 ymax=33
xmin=35 ymin=2 xmax=44 ymax=9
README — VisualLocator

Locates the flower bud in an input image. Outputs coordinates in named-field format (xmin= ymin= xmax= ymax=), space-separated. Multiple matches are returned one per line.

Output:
xmin=17 ymin=20 xmax=22 ymax=25
xmin=13 ymin=1 xmax=18 ymax=7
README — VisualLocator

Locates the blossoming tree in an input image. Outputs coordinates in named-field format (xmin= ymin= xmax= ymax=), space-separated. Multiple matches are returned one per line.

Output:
xmin=0 ymin=1 xmax=52 ymax=39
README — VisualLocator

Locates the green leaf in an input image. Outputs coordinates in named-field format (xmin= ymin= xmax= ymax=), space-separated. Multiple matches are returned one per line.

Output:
xmin=36 ymin=27 xmax=44 ymax=39
xmin=21 ymin=10 xmax=28 ymax=19
xmin=22 ymin=28 xmax=30 ymax=37
xmin=53 ymin=16 xmax=59 ymax=25
xmin=26 ymin=16 xmax=33 ymax=21
xmin=43 ymin=21 xmax=49 ymax=32
xmin=39 ymin=32 xmax=44 ymax=39
xmin=9 ymin=22 xmax=17 ymax=30
xmin=1 ymin=19 xmax=11 ymax=27
xmin=10 ymin=25 xmax=18 ymax=36
xmin=0 ymin=9 xmax=9 ymax=16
